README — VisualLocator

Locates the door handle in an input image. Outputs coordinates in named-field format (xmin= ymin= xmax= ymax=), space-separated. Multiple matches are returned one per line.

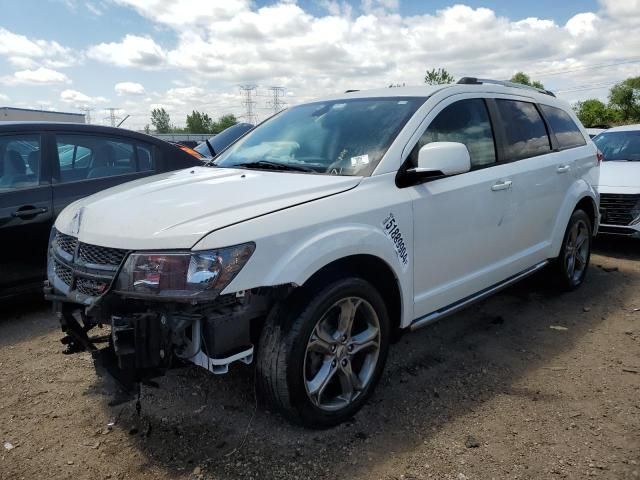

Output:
xmin=491 ymin=180 xmax=512 ymax=191
xmin=11 ymin=207 xmax=48 ymax=218
xmin=556 ymin=165 xmax=571 ymax=173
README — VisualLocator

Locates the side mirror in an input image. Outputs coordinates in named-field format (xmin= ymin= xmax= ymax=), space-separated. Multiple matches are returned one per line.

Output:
xmin=409 ymin=142 xmax=471 ymax=178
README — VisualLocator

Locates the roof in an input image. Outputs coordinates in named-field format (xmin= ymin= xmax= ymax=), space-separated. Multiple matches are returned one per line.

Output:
xmin=0 ymin=106 xmax=85 ymax=117
xmin=605 ymin=124 xmax=640 ymax=132
xmin=305 ymin=82 xmax=566 ymax=106
xmin=0 ymin=121 xmax=170 ymax=145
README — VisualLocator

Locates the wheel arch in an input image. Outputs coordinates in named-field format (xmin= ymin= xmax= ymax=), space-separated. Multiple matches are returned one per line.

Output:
xmin=301 ymin=254 xmax=404 ymax=338
xmin=550 ymin=181 xmax=599 ymax=258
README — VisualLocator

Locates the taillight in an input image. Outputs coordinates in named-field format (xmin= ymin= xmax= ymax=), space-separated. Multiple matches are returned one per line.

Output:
xmin=596 ymin=150 xmax=604 ymax=165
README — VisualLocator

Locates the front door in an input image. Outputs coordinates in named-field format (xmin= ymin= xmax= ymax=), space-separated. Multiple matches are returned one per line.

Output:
xmin=407 ymin=97 xmax=520 ymax=318
xmin=0 ymin=133 xmax=53 ymax=296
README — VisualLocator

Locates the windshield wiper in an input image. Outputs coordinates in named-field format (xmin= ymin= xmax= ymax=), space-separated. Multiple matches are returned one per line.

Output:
xmin=233 ymin=160 xmax=316 ymax=173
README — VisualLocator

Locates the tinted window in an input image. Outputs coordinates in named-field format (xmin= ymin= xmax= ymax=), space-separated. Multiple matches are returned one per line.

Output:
xmin=496 ymin=100 xmax=551 ymax=161
xmin=593 ymin=131 xmax=640 ymax=162
xmin=410 ymin=98 xmax=496 ymax=168
xmin=55 ymin=135 xmax=155 ymax=182
xmin=0 ymin=134 xmax=41 ymax=191
xmin=540 ymin=105 xmax=586 ymax=149
xmin=136 ymin=144 xmax=155 ymax=171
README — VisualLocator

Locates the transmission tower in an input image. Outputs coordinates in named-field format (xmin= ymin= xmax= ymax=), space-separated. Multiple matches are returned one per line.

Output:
xmin=267 ymin=86 xmax=287 ymax=114
xmin=239 ymin=85 xmax=258 ymax=125
xmin=104 ymin=107 xmax=121 ymax=127
xmin=79 ymin=107 xmax=94 ymax=124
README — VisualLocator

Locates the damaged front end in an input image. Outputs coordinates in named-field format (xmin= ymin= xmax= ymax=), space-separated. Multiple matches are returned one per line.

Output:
xmin=45 ymin=228 xmax=281 ymax=392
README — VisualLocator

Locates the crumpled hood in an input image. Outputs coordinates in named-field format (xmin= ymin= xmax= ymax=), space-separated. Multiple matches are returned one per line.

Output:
xmin=599 ymin=161 xmax=640 ymax=188
xmin=56 ymin=167 xmax=361 ymax=249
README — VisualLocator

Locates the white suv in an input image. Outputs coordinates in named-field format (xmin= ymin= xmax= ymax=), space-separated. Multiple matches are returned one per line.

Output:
xmin=46 ymin=78 xmax=600 ymax=427
xmin=593 ymin=124 xmax=640 ymax=238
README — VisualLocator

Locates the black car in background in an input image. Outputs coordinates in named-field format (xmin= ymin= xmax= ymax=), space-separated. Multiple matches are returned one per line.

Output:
xmin=0 ymin=122 xmax=203 ymax=299
xmin=194 ymin=122 xmax=253 ymax=158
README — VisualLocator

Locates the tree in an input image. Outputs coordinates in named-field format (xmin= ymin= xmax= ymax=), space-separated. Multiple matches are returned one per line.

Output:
xmin=573 ymin=99 xmax=616 ymax=127
xmin=424 ymin=68 xmax=455 ymax=85
xmin=150 ymin=108 xmax=171 ymax=133
xmin=510 ymin=72 xmax=545 ymax=89
xmin=143 ymin=124 xmax=150 ymax=134
xmin=186 ymin=110 xmax=213 ymax=133
xmin=608 ymin=77 xmax=640 ymax=123
xmin=211 ymin=114 xmax=238 ymax=134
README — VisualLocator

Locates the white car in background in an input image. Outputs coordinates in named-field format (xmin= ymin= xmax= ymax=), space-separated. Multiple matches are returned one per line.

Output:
xmin=46 ymin=78 xmax=599 ymax=427
xmin=593 ymin=124 xmax=640 ymax=238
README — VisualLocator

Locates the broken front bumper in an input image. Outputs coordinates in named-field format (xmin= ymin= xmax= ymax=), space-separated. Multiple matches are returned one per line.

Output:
xmin=46 ymin=285 xmax=257 ymax=390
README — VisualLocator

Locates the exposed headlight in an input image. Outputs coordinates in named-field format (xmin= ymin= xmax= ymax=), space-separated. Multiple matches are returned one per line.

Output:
xmin=114 ymin=243 xmax=255 ymax=301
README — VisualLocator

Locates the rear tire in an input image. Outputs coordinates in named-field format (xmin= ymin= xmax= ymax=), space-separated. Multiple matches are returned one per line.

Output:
xmin=256 ymin=276 xmax=390 ymax=428
xmin=550 ymin=209 xmax=592 ymax=291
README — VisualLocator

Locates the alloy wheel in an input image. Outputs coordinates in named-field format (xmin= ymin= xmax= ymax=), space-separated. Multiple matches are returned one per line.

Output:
xmin=564 ymin=218 xmax=590 ymax=283
xmin=303 ymin=297 xmax=381 ymax=412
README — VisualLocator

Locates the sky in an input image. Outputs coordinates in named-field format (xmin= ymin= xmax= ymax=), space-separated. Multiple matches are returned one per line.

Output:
xmin=0 ymin=0 xmax=639 ymax=129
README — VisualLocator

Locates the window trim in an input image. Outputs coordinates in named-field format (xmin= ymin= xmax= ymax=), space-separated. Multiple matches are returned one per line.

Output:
xmin=492 ymin=98 xmax=554 ymax=163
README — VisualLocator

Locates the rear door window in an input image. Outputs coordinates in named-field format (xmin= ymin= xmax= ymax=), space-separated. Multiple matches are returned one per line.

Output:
xmin=55 ymin=134 xmax=155 ymax=182
xmin=539 ymin=105 xmax=587 ymax=149
xmin=495 ymin=100 xmax=551 ymax=161
xmin=0 ymin=134 xmax=42 ymax=191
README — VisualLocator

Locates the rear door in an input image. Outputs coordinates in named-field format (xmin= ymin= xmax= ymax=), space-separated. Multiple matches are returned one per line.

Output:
xmin=491 ymin=98 xmax=558 ymax=266
xmin=0 ymin=132 xmax=53 ymax=294
xmin=51 ymin=133 xmax=159 ymax=216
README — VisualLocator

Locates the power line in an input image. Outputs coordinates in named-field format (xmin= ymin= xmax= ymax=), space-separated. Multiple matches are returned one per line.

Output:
xmin=555 ymin=82 xmax=619 ymax=94
xmin=239 ymin=85 xmax=258 ymax=125
xmin=532 ymin=58 xmax=640 ymax=78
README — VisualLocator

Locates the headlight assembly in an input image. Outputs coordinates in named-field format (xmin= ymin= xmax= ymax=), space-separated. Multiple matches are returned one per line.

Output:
xmin=114 ymin=243 xmax=255 ymax=301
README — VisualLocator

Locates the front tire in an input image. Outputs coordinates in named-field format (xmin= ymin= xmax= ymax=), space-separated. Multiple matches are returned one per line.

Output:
xmin=256 ymin=276 xmax=390 ymax=428
xmin=550 ymin=209 xmax=592 ymax=291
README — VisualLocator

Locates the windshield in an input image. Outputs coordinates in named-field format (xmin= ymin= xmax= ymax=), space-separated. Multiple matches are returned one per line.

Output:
xmin=593 ymin=131 xmax=640 ymax=161
xmin=214 ymin=97 xmax=425 ymax=176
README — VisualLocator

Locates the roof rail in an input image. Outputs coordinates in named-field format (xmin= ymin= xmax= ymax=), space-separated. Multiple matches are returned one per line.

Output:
xmin=457 ymin=77 xmax=556 ymax=97
xmin=344 ymin=89 xmax=360 ymax=93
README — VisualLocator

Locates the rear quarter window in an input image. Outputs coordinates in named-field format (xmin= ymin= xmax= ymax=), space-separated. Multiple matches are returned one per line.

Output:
xmin=539 ymin=104 xmax=587 ymax=150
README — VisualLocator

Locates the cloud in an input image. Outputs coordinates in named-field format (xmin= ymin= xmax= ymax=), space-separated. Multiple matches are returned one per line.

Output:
xmin=3 ymin=68 xmax=71 ymax=86
xmin=0 ymin=93 xmax=9 ymax=102
xmin=54 ymin=0 xmax=640 ymax=129
xmin=107 ymin=1 xmax=638 ymax=99
xmin=87 ymin=34 xmax=166 ymax=68
xmin=113 ymin=0 xmax=250 ymax=27
xmin=60 ymin=89 xmax=108 ymax=105
xmin=86 ymin=2 xmax=104 ymax=16
xmin=115 ymin=81 xmax=146 ymax=95
xmin=0 ymin=28 xmax=79 ymax=68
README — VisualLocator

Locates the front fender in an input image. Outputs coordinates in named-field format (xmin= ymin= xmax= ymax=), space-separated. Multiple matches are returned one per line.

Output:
xmin=549 ymin=179 xmax=599 ymax=258
xmin=265 ymin=225 xmax=403 ymax=285
xmin=210 ymin=222 xmax=414 ymax=326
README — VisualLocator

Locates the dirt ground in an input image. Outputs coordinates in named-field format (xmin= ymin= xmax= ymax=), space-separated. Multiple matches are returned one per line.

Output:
xmin=1 ymin=237 xmax=639 ymax=480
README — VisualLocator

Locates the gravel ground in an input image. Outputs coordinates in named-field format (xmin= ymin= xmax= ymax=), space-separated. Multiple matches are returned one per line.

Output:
xmin=1 ymin=237 xmax=639 ymax=480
